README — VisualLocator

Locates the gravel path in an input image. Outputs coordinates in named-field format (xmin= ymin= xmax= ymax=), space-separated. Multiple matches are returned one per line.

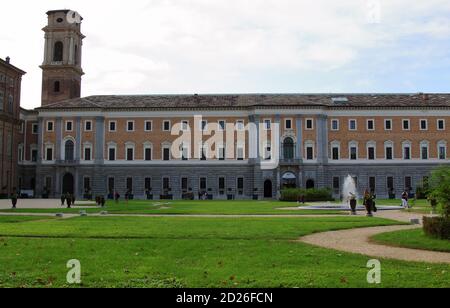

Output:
xmin=299 ymin=211 xmax=450 ymax=264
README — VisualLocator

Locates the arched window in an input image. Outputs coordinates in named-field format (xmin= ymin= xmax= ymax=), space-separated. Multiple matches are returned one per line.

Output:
xmin=54 ymin=81 xmax=60 ymax=93
xmin=53 ymin=41 xmax=64 ymax=62
xmin=283 ymin=137 xmax=295 ymax=160
xmin=64 ymin=140 xmax=75 ymax=161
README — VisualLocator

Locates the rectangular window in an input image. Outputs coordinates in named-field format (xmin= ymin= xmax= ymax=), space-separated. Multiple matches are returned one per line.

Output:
xmin=32 ymin=123 xmax=39 ymax=134
xmin=385 ymin=119 xmax=392 ymax=130
xmin=421 ymin=146 xmax=428 ymax=160
xmin=405 ymin=177 xmax=412 ymax=191
xmin=349 ymin=119 xmax=357 ymax=131
xmin=350 ymin=147 xmax=357 ymax=160
xmin=236 ymin=120 xmax=245 ymax=131
xmin=84 ymin=177 xmax=91 ymax=191
xmin=200 ymin=178 xmax=207 ymax=191
xmin=163 ymin=148 xmax=170 ymax=161
xmin=200 ymin=146 xmax=207 ymax=161
xmin=163 ymin=121 xmax=171 ymax=131
xmin=285 ymin=119 xmax=292 ymax=130
xmin=368 ymin=147 xmax=375 ymax=160
xmin=182 ymin=120 xmax=189 ymax=131
xmin=306 ymin=119 xmax=314 ymax=130
xmin=306 ymin=147 xmax=314 ymax=160
xmin=367 ymin=120 xmax=375 ymax=131
xmin=437 ymin=119 xmax=445 ymax=131
xmin=66 ymin=121 xmax=73 ymax=132
xmin=145 ymin=121 xmax=153 ymax=132
xmin=163 ymin=177 xmax=170 ymax=191
xmin=109 ymin=121 xmax=117 ymax=132
xmin=126 ymin=148 xmax=134 ymax=161
xmin=201 ymin=120 xmax=208 ymax=132
xmin=218 ymin=120 xmax=226 ymax=131
xmin=420 ymin=119 xmax=428 ymax=131
xmin=182 ymin=146 xmax=189 ymax=161
xmin=264 ymin=119 xmax=271 ymax=130
xmin=439 ymin=146 xmax=446 ymax=160
xmin=145 ymin=148 xmax=152 ymax=161
xmin=387 ymin=177 xmax=394 ymax=191
xmin=219 ymin=177 xmax=226 ymax=192
xmin=46 ymin=147 xmax=53 ymax=161
xmin=84 ymin=147 xmax=92 ymax=161
xmin=331 ymin=119 xmax=339 ymax=131
xmin=109 ymin=148 xmax=116 ymax=161
xmin=145 ymin=178 xmax=152 ymax=192
xmin=332 ymin=147 xmax=339 ymax=160
xmin=108 ymin=177 xmax=116 ymax=195
xmin=31 ymin=149 xmax=38 ymax=162
xmin=127 ymin=121 xmax=135 ymax=132
xmin=386 ymin=147 xmax=393 ymax=160
xmin=403 ymin=119 xmax=410 ymax=130
xmin=85 ymin=121 xmax=92 ymax=132
xmin=333 ymin=177 xmax=340 ymax=194
xmin=369 ymin=177 xmax=376 ymax=193
xmin=237 ymin=177 xmax=244 ymax=194
xmin=126 ymin=178 xmax=133 ymax=192
xmin=404 ymin=146 xmax=411 ymax=160
xmin=0 ymin=92 xmax=3 ymax=111
xmin=108 ymin=177 xmax=115 ymax=194
xmin=181 ymin=178 xmax=188 ymax=191
xmin=47 ymin=121 xmax=54 ymax=132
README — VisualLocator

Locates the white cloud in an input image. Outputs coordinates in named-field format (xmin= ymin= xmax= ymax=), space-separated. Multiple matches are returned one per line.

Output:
xmin=0 ymin=0 xmax=449 ymax=108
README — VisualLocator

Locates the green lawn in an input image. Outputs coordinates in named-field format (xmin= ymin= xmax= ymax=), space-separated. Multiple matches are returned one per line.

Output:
xmin=0 ymin=215 xmax=448 ymax=288
xmin=372 ymin=228 xmax=450 ymax=253
xmin=0 ymin=200 xmax=344 ymax=216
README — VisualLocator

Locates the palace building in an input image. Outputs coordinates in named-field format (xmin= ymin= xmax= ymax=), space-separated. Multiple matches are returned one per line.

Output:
xmin=15 ymin=9 xmax=450 ymax=200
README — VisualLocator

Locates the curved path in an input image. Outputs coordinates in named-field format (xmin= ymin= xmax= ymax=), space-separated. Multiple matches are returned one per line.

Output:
xmin=299 ymin=211 xmax=450 ymax=264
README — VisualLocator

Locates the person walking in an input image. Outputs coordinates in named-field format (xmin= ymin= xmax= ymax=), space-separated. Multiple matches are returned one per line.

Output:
xmin=67 ymin=194 xmax=72 ymax=209
xmin=114 ymin=191 xmax=120 ymax=204
xmin=61 ymin=193 xmax=66 ymax=207
xmin=401 ymin=191 xmax=409 ymax=209
xmin=11 ymin=188 xmax=18 ymax=209
xmin=363 ymin=189 xmax=373 ymax=217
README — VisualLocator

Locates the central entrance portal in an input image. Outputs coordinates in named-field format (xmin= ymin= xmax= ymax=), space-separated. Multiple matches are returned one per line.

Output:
xmin=62 ymin=173 xmax=75 ymax=194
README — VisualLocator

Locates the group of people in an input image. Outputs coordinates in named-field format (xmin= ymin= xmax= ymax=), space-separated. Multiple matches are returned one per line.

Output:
xmin=61 ymin=193 xmax=76 ymax=208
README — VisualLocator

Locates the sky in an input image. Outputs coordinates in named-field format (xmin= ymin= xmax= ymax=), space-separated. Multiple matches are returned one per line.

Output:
xmin=1 ymin=0 xmax=450 ymax=109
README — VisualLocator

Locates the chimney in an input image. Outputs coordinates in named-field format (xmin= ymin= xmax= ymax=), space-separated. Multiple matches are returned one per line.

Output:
xmin=5 ymin=56 xmax=10 ymax=64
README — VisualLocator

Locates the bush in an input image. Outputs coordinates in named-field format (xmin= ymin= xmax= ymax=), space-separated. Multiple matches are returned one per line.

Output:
xmin=280 ymin=188 xmax=334 ymax=202
xmin=423 ymin=217 xmax=450 ymax=240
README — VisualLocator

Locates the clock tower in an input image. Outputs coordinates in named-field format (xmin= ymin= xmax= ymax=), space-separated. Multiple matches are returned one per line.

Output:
xmin=40 ymin=10 xmax=85 ymax=106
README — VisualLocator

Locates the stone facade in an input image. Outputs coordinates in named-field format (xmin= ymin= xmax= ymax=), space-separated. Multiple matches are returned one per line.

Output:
xmin=15 ymin=9 xmax=450 ymax=200
xmin=0 ymin=57 xmax=26 ymax=198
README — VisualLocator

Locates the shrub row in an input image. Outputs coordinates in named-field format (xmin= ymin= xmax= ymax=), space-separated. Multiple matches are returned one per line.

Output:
xmin=280 ymin=188 xmax=334 ymax=202
xmin=423 ymin=216 xmax=450 ymax=240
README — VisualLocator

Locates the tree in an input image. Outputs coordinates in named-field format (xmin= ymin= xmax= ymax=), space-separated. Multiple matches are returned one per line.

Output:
xmin=429 ymin=166 xmax=450 ymax=220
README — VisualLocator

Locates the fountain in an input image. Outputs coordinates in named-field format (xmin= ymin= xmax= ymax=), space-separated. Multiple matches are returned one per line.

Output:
xmin=342 ymin=175 xmax=358 ymax=214
xmin=297 ymin=175 xmax=404 ymax=212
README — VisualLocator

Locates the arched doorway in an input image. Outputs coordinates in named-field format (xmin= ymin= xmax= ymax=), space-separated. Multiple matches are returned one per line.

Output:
xmin=65 ymin=140 xmax=75 ymax=161
xmin=62 ymin=173 xmax=74 ymax=194
xmin=264 ymin=180 xmax=273 ymax=198
xmin=283 ymin=137 xmax=295 ymax=160
xmin=282 ymin=172 xmax=297 ymax=189
xmin=306 ymin=179 xmax=315 ymax=190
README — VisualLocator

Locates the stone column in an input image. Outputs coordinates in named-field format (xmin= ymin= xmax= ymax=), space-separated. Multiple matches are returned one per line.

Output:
xmin=55 ymin=118 xmax=62 ymax=161
xmin=316 ymin=115 xmax=329 ymax=165
xmin=296 ymin=117 xmax=303 ymax=160
xmin=75 ymin=117 xmax=82 ymax=161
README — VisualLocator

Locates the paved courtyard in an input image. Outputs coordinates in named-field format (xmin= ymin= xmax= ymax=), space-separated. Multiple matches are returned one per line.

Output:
xmin=0 ymin=199 xmax=94 ymax=210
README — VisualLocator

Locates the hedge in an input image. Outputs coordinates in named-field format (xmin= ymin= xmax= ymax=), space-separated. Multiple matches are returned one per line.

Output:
xmin=280 ymin=188 xmax=334 ymax=202
xmin=423 ymin=216 xmax=450 ymax=240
